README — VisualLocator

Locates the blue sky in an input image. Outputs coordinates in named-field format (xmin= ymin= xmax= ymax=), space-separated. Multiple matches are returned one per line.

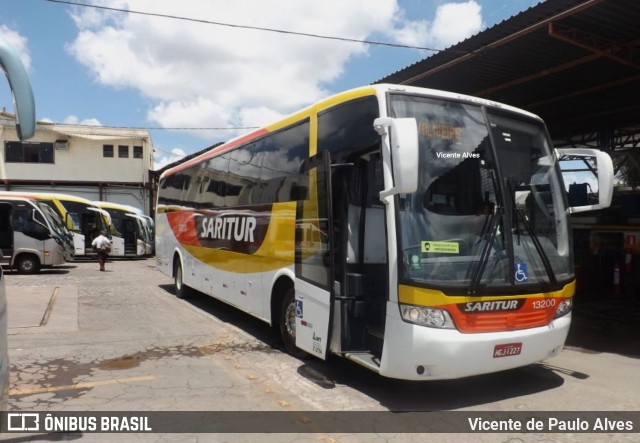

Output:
xmin=0 ymin=0 xmax=540 ymax=169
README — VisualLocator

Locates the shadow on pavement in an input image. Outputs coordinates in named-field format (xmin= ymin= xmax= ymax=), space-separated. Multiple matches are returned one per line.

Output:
xmin=566 ymin=299 xmax=640 ymax=359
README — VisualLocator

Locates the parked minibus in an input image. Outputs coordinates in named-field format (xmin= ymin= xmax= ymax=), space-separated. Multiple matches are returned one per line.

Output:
xmin=0 ymin=197 xmax=68 ymax=273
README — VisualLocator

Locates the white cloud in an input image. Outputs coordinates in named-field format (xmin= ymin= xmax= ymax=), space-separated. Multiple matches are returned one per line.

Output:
xmin=383 ymin=1 xmax=484 ymax=51
xmin=62 ymin=115 xmax=103 ymax=126
xmin=428 ymin=1 xmax=484 ymax=49
xmin=66 ymin=1 xmax=485 ymax=147
xmin=154 ymin=146 xmax=187 ymax=170
xmin=67 ymin=0 xmax=391 ymax=140
xmin=388 ymin=19 xmax=430 ymax=48
xmin=0 ymin=25 xmax=31 ymax=70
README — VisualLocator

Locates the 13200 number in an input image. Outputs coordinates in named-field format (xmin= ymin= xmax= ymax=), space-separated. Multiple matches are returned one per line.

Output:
xmin=532 ymin=299 xmax=556 ymax=309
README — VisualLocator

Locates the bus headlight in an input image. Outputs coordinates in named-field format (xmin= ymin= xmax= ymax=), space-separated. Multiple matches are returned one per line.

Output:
xmin=399 ymin=304 xmax=455 ymax=329
xmin=553 ymin=297 xmax=573 ymax=319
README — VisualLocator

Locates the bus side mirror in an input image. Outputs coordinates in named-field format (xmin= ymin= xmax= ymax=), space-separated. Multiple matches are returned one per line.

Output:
xmin=556 ymin=148 xmax=614 ymax=214
xmin=374 ymin=117 xmax=419 ymax=199
xmin=0 ymin=37 xmax=36 ymax=140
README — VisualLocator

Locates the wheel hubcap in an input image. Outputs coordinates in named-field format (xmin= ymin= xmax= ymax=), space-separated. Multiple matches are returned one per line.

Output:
xmin=284 ymin=301 xmax=296 ymax=339
xmin=175 ymin=267 xmax=182 ymax=290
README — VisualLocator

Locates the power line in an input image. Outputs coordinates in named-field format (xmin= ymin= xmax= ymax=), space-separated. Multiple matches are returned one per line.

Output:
xmin=43 ymin=0 xmax=467 ymax=54
xmin=3 ymin=109 xmax=259 ymax=133
xmin=40 ymin=121 xmax=259 ymax=131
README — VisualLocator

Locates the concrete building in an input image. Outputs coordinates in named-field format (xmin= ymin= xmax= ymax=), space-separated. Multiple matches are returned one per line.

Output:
xmin=0 ymin=111 xmax=154 ymax=214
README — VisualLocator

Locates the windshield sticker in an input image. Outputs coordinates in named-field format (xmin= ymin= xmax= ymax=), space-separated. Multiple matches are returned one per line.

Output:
xmin=515 ymin=263 xmax=528 ymax=282
xmin=421 ymin=241 xmax=459 ymax=254
xmin=418 ymin=120 xmax=461 ymax=141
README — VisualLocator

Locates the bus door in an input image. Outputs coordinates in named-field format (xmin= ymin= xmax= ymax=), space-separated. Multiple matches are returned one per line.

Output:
xmin=0 ymin=203 xmax=13 ymax=266
xmin=64 ymin=212 xmax=86 ymax=256
xmin=128 ymin=214 xmax=148 ymax=256
xmin=294 ymin=152 xmax=334 ymax=360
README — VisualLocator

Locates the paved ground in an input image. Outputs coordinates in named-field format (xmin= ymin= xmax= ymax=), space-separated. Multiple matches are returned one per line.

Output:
xmin=1 ymin=258 xmax=639 ymax=442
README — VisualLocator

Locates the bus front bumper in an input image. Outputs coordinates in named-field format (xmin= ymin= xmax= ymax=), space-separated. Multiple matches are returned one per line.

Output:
xmin=379 ymin=305 xmax=571 ymax=381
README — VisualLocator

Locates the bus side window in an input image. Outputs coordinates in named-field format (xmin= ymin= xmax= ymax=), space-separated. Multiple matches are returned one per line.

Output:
xmin=317 ymin=95 xmax=380 ymax=160
xmin=12 ymin=209 xmax=30 ymax=232
xmin=258 ymin=120 xmax=309 ymax=205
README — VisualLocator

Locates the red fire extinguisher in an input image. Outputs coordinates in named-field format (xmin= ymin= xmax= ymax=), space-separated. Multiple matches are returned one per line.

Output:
xmin=613 ymin=261 xmax=621 ymax=295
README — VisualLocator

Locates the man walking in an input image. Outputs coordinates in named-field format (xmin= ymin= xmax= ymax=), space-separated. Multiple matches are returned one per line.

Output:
xmin=91 ymin=231 xmax=112 ymax=271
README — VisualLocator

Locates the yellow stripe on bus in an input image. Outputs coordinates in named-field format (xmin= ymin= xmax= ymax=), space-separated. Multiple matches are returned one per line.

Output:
xmin=314 ymin=87 xmax=377 ymax=113
xmin=397 ymin=280 xmax=575 ymax=307
xmin=183 ymin=244 xmax=291 ymax=273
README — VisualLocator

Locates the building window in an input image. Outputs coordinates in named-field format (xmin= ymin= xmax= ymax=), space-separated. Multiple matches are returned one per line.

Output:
xmin=133 ymin=145 xmax=143 ymax=159
xmin=4 ymin=141 xmax=54 ymax=163
xmin=118 ymin=145 xmax=129 ymax=158
xmin=103 ymin=145 xmax=114 ymax=157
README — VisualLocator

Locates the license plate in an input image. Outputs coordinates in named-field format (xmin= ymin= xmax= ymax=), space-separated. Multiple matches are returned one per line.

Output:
xmin=493 ymin=342 xmax=522 ymax=358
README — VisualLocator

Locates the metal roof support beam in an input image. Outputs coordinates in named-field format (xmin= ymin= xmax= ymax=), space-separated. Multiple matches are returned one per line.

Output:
xmin=474 ymin=52 xmax=601 ymax=97
xmin=625 ymin=152 xmax=640 ymax=177
xmin=476 ymin=34 xmax=640 ymax=98
xmin=524 ymin=74 xmax=640 ymax=110
xmin=398 ymin=0 xmax=605 ymax=85
xmin=548 ymin=22 xmax=640 ymax=70
xmin=556 ymin=128 xmax=640 ymax=150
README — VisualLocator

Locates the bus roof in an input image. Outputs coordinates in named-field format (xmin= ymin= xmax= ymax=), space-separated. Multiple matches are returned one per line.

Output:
xmin=0 ymin=191 xmax=96 ymax=205
xmin=0 ymin=196 xmax=46 ymax=209
xmin=0 ymin=196 xmax=37 ymax=203
xmin=159 ymin=83 xmax=542 ymax=179
xmin=92 ymin=201 xmax=143 ymax=214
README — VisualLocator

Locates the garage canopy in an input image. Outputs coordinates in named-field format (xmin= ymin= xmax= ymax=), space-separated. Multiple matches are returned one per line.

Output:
xmin=378 ymin=0 xmax=640 ymax=160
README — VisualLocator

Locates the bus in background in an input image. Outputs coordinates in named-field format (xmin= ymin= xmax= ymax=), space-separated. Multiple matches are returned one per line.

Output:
xmin=116 ymin=204 xmax=154 ymax=256
xmin=156 ymin=84 xmax=613 ymax=380
xmin=92 ymin=201 xmax=149 ymax=257
xmin=1 ymin=35 xmax=37 ymax=411
xmin=0 ymin=197 xmax=68 ymax=273
xmin=36 ymin=199 xmax=74 ymax=262
xmin=0 ymin=192 xmax=110 ymax=258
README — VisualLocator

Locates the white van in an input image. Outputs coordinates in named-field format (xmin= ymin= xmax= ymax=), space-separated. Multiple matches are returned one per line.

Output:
xmin=0 ymin=197 xmax=68 ymax=273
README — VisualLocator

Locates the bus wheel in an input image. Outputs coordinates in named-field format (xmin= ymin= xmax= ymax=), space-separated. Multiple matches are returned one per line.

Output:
xmin=173 ymin=261 xmax=191 ymax=299
xmin=279 ymin=288 xmax=307 ymax=358
xmin=16 ymin=254 xmax=40 ymax=274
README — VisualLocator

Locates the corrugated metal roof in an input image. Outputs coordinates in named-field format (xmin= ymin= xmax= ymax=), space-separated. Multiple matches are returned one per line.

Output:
xmin=377 ymin=0 xmax=640 ymax=142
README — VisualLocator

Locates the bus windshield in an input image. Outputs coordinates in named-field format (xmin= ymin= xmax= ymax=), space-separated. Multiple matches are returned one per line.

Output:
xmin=62 ymin=201 xmax=108 ymax=236
xmin=389 ymin=94 xmax=572 ymax=295
xmin=36 ymin=201 xmax=66 ymax=239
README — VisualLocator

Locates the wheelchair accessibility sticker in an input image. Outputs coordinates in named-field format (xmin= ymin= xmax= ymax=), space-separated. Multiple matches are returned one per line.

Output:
xmin=295 ymin=299 xmax=303 ymax=318
xmin=515 ymin=263 xmax=528 ymax=282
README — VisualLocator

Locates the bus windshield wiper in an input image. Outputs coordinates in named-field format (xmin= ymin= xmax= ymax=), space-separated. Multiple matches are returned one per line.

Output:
xmin=515 ymin=206 xmax=558 ymax=287
xmin=469 ymin=206 xmax=503 ymax=295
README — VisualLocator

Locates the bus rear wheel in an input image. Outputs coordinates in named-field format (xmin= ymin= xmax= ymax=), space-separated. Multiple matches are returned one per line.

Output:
xmin=279 ymin=287 xmax=307 ymax=358
xmin=16 ymin=254 xmax=40 ymax=274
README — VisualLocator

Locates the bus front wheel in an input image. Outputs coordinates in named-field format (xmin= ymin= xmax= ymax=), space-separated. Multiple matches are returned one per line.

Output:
xmin=279 ymin=287 xmax=307 ymax=358
xmin=16 ymin=254 xmax=40 ymax=274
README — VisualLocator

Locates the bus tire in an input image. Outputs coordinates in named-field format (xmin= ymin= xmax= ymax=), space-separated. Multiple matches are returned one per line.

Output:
xmin=16 ymin=254 xmax=40 ymax=274
xmin=279 ymin=287 xmax=307 ymax=358
xmin=173 ymin=260 xmax=192 ymax=299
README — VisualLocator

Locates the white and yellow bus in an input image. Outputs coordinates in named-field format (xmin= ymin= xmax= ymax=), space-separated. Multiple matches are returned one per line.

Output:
xmin=0 ymin=192 xmax=110 ymax=258
xmin=0 ymin=196 xmax=69 ymax=273
xmin=155 ymin=84 xmax=613 ymax=380
xmin=92 ymin=201 xmax=150 ymax=257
